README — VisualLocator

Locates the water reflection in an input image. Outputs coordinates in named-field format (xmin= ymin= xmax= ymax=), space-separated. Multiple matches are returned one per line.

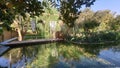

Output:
xmin=0 ymin=57 xmax=9 ymax=67
xmin=0 ymin=46 xmax=39 ymax=68
xmin=0 ymin=42 xmax=120 ymax=68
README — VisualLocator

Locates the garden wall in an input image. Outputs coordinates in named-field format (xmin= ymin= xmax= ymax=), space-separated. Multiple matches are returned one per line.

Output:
xmin=0 ymin=30 xmax=18 ymax=42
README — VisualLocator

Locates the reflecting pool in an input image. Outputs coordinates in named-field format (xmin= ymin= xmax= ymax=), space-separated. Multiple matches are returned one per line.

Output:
xmin=0 ymin=42 xmax=120 ymax=68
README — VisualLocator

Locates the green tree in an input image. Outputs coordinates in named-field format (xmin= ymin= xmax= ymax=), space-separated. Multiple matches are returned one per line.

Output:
xmin=55 ymin=0 xmax=96 ymax=27
xmin=76 ymin=8 xmax=99 ymax=37
xmin=94 ymin=10 xmax=114 ymax=31
xmin=37 ymin=0 xmax=59 ymax=38
xmin=76 ymin=8 xmax=95 ymax=28
xmin=0 ymin=0 xmax=43 ymax=29
xmin=0 ymin=0 xmax=44 ymax=41
xmin=110 ymin=15 xmax=120 ymax=31
xmin=77 ymin=9 xmax=114 ymax=32
xmin=48 ymin=0 xmax=96 ymax=37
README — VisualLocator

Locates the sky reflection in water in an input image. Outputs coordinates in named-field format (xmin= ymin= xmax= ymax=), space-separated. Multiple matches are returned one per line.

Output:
xmin=0 ymin=43 xmax=120 ymax=68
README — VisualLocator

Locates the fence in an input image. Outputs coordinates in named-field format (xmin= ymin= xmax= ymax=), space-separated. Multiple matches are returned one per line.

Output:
xmin=0 ymin=30 xmax=18 ymax=42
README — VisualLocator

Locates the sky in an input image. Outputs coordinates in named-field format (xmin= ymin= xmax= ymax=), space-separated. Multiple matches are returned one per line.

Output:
xmin=39 ymin=0 xmax=120 ymax=15
xmin=90 ymin=0 xmax=120 ymax=15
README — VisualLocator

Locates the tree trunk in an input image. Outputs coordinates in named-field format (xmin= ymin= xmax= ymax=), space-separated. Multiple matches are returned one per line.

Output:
xmin=17 ymin=28 xmax=22 ymax=41
xmin=13 ymin=20 xmax=23 ymax=41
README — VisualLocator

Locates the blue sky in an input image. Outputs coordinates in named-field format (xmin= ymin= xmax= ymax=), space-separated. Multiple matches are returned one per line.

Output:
xmin=39 ymin=0 xmax=120 ymax=15
xmin=90 ymin=0 xmax=120 ymax=15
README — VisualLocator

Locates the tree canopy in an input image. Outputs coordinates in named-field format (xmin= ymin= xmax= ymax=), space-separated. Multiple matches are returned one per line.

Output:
xmin=0 ymin=0 xmax=44 ymax=30
xmin=49 ymin=0 xmax=96 ymax=27
xmin=0 ymin=0 xmax=96 ymax=29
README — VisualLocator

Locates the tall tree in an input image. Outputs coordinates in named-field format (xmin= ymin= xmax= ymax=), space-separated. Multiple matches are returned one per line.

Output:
xmin=49 ymin=0 xmax=96 ymax=27
xmin=47 ymin=0 xmax=96 ymax=37
xmin=39 ymin=0 xmax=59 ymax=38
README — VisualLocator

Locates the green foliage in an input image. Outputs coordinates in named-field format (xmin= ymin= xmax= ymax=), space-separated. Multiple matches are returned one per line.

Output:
xmin=49 ymin=0 xmax=96 ymax=27
xmin=94 ymin=10 xmax=114 ymax=31
xmin=69 ymin=9 xmax=120 ymax=43
xmin=109 ymin=15 xmax=120 ymax=31
xmin=10 ymin=13 xmax=31 ymax=32
xmin=71 ymin=31 xmax=120 ymax=43
xmin=9 ymin=0 xmax=44 ymax=16
xmin=35 ymin=1 xmax=59 ymax=38
xmin=87 ymin=31 xmax=120 ymax=43
xmin=0 ymin=0 xmax=44 ymax=30
xmin=76 ymin=9 xmax=114 ymax=32
xmin=83 ymin=19 xmax=100 ymax=31
xmin=42 ymin=0 xmax=58 ymax=14
xmin=0 ymin=4 xmax=14 ymax=30
xmin=76 ymin=8 xmax=94 ymax=25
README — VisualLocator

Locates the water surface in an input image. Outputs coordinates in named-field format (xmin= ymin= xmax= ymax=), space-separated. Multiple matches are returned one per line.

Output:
xmin=0 ymin=42 xmax=120 ymax=68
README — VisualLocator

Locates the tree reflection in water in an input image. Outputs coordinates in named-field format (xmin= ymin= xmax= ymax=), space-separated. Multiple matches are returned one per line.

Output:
xmin=2 ymin=45 xmax=39 ymax=67
xmin=1 ymin=42 xmax=120 ymax=68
